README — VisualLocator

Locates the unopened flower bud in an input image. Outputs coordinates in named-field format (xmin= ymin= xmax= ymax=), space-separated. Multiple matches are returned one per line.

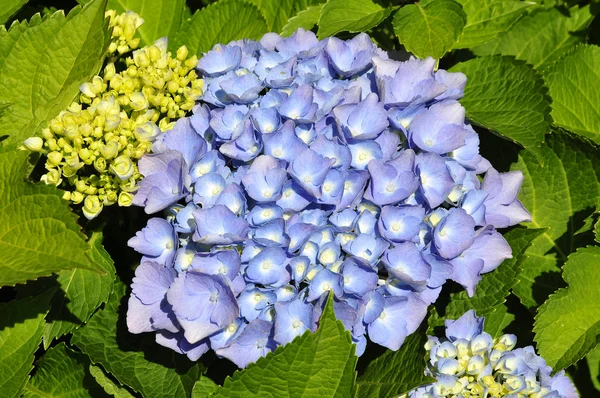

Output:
xmin=110 ymin=155 xmax=134 ymax=180
xmin=23 ymin=137 xmax=43 ymax=152
xmin=118 ymin=191 xmax=133 ymax=207
xmin=82 ymin=195 xmax=103 ymax=220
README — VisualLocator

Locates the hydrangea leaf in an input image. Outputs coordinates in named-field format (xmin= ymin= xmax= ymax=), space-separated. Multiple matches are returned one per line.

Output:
xmin=212 ymin=295 xmax=357 ymax=398
xmin=43 ymin=231 xmax=116 ymax=348
xmin=472 ymin=5 xmax=593 ymax=70
xmin=534 ymin=246 xmax=600 ymax=370
xmin=544 ymin=45 xmax=600 ymax=144
xmin=595 ymin=216 xmax=600 ymax=244
xmin=0 ymin=290 xmax=54 ymax=398
xmin=0 ymin=147 xmax=104 ymax=286
xmin=512 ymin=133 xmax=600 ymax=308
xmin=71 ymin=282 xmax=203 ymax=398
xmin=450 ymin=56 xmax=551 ymax=156
xmin=89 ymin=365 xmax=136 ymax=398
xmin=585 ymin=344 xmax=600 ymax=393
xmin=249 ymin=0 xmax=323 ymax=33
xmin=453 ymin=0 xmax=533 ymax=49
xmin=355 ymin=329 xmax=434 ymax=398
xmin=434 ymin=228 xmax=544 ymax=328
xmin=482 ymin=303 xmax=515 ymax=339
xmin=23 ymin=342 xmax=106 ymax=398
xmin=317 ymin=0 xmax=392 ymax=39
xmin=172 ymin=0 xmax=268 ymax=56
xmin=107 ymin=0 xmax=186 ymax=47
xmin=392 ymin=0 xmax=466 ymax=60
xmin=191 ymin=377 xmax=219 ymax=398
xmin=0 ymin=0 xmax=111 ymax=146
xmin=281 ymin=4 xmax=323 ymax=37
xmin=0 ymin=0 xmax=29 ymax=25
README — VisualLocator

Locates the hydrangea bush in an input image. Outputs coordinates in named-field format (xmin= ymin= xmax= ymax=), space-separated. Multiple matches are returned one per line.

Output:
xmin=126 ymin=29 xmax=530 ymax=367
xmin=1 ymin=0 xmax=599 ymax=397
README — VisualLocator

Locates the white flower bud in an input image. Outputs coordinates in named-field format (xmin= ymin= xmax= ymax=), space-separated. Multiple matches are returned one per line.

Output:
xmin=23 ymin=137 xmax=43 ymax=152
xmin=82 ymin=195 xmax=103 ymax=220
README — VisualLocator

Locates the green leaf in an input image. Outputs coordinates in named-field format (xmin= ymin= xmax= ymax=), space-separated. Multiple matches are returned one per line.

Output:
xmin=172 ymin=0 xmax=268 ymax=56
xmin=534 ymin=246 xmax=600 ymax=369
xmin=392 ymin=0 xmax=466 ymax=60
xmin=281 ymin=4 xmax=323 ymax=37
xmin=0 ymin=0 xmax=111 ymax=146
xmin=43 ymin=231 xmax=116 ymax=347
xmin=0 ymin=147 xmax=104 ymax=286
xmin=249 ymin=0 xmax=323 ymax=33
xmin=24 ymin=342 xmax=105 ymax=398
xmin=482 ymin=303 xmax=515 ymax=339
xmin=512 ymin=133 xmax=600 ymax=308
xmin=454 ymin=0 xmax=533 ymax=49
xmin=89 ymin=365 xmax=135 ymax=398
xmin=0 ymin=0 xmax=29 ymax=25
xmin=212 ymin=295 xmax=357 ymax=398
xmin=317 ymin=0 xmax=392 ymax=39
xmin=191 ymin=377 xmax=219 ymax=398
xmin=585 ymin=344 xmax=600 ymax=393
xmin=434 ymin=228 xmax=544 ymax=328
xmin=108 ymin=0 xmax=186 ymax=47
xmin=472 ymin=5 xmax=593 ymax=70
xmin=0 ymin=290 xmax=54 ymax=398
xmin=71 ymin=282 xmax=202 ymax=398
xmin=355 ymin=329 xmax=434 ymax=398
xmin=545 ymin=45 xmax=600 ymax=144
xmin=595 ymin=216 xmax=600 ymax=244
xmin=450 ymin=56 xmax=551 ymax=156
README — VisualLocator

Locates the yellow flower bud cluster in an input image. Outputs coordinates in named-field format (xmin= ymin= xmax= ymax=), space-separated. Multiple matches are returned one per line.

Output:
xmin=105 ymin=10 xmax=143 ymax=55
xmin=23 ymin=11 xmax=204 ymax=220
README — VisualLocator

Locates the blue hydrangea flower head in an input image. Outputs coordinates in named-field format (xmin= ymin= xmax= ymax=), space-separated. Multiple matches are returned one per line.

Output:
xmin=126 ymin=28 xmax=531 ymax=368
xmin=404 ymin=310 xmax=578 ymax=398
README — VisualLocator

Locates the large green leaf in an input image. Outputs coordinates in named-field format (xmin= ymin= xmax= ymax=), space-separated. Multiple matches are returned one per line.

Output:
xmin=24 ymin=343 xmax=106 ymax=398
xmin=544 ymin=45 xmax=600 ymax=144
xmin=281 ymin=4 xmax=323 ymax=37
xmin=107 ymin=0 xmax=186 ymax=47
xmin=435 ymin=228 xmax=545 ymax=325
xmin=512 ymin=133 xmax=600 ymax=308
xmin=172 ymin=0 xmax=268 ymax=56
xmin=249 ymin=0 xmax=322 ymax=33
xmin=0 ymin=147 xmax=104 ymax=286
xmin=89 ymin=365 xmax=135 ymax=398
xmin=191 ymin=377 xmax=219 ymax=398
xmin=317 ymin=0 xmax=392 ymax=39
xmin=450 ymin=56 xmax=551 ymax=155
xmin=482 ymin=303 xmax=515 ymax=339
xmin=534 ymin=246 xmax=600 ymax=369
xmin=43 ymin=231 xmax=116 ymax=347
xmin=0 ymin=0 xmax=29 ymax=25
xmin=355 ymin=329 xmax=434 ymax=398
xmin=0 ymin=0 xmax=110 ymax=146
xmin=472 ymin=5 xmax=593 ymax=70
xmin=585 ymin=344 xmax=600 ymax=393
xmin=0 ymin=290 xmax=54 ymax=398
xmin=454 ymin=0 xmax=532 ymax=49
xmin=393 ymin=0 xmax=466 ymax=60
xmin=212 ymin=295 xmax=357 ymax=398
xmin=71 ymin=282 xmax=202 ymax=398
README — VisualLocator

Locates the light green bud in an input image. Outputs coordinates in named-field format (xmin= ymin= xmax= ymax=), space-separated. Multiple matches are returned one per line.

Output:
xmin=47 ymin=151 xmax=63 ymax=166
xmin=82 ymin=195 xmax=103 ymax=220
xmin=129 ymin=92 xmax=148 ymax=111
xmin=176 ymin=46 xmax=189 ymax=61
xmin=118 ymin=191 xmax=134 ymax=207
xmin=134 ymin=121 xmax=160 ymax=141
xmin=23 ymin=137 xmax=44 ymax=152
xmin=110 ymin=155 xmax=134 ymax=180
xmin=70 ymin=191 xmax=84 ymax=204
xmin=94 ymin=157 xmax=107 ymax=172
xmin=41 ymin=168 xmax=62 ymax=186
xmin=100 ymin=141 xmax=119 ymax=159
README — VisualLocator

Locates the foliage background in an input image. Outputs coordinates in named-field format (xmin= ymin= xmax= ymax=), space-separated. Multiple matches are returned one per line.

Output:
xmin=0 ymin=0 xmax=599 ymax=397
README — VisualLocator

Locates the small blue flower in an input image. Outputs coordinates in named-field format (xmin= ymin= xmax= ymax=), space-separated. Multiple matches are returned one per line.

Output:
xmin=216 ymin=319 xmax=276 ymax=368
xmin=128 ymin=218 xmax=177 ymax=267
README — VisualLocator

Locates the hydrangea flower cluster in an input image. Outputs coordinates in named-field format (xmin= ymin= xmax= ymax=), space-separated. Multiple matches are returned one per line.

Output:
xmin=126 ymin=29 xmax=531 ymax=368
xmin=404 ymin=311 xmax=578 ymax=398
xmin=23 ymin=11 xmax=203 ymax=219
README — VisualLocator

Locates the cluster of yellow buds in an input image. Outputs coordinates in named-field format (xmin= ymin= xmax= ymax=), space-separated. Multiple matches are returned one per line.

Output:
xmin=105 ymin=10 xmax=143 ymax=55
xmin=23 ymin=11 xmax=204 ymax=220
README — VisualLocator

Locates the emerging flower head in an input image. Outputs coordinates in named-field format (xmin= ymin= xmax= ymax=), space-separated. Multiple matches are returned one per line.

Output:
xmin=126 ymin=28 xmax=530 ymax=367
